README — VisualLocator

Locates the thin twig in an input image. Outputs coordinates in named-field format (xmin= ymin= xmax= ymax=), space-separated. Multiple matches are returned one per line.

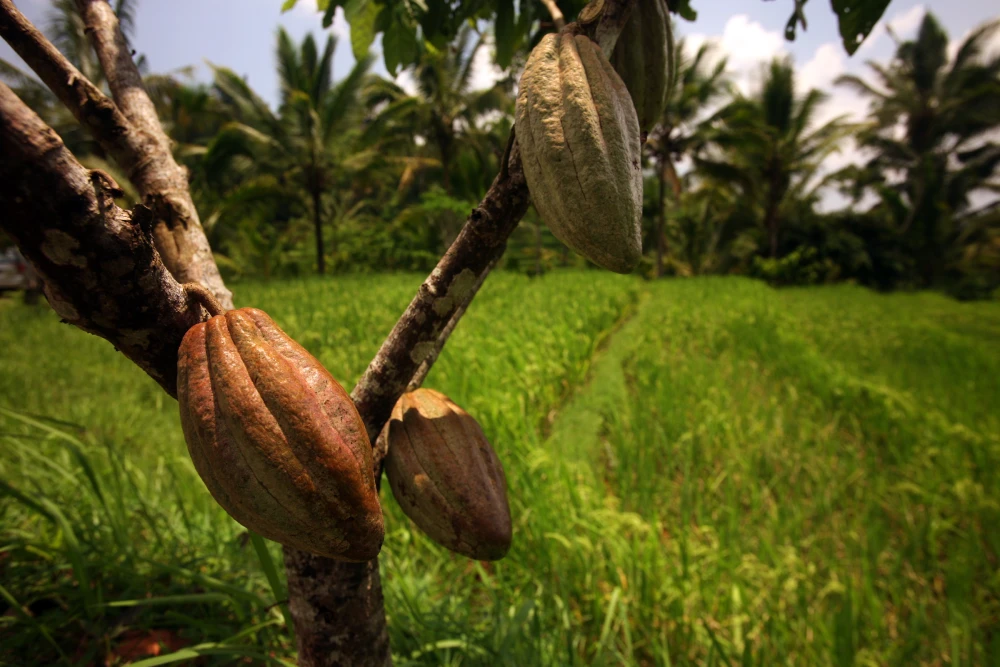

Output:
xmin=183 ymin=283 xmax=226 ymax=318
xmin=74 ymin=0 xmax=231 ymax=308
xmin=540 ymin=0 xmax=566 ymax=30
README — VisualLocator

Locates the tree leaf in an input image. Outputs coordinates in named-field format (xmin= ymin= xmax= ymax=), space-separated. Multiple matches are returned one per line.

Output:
xmin=345 ymin=0 xmax=380 ymax=60
xmin=669 ymin=0 xmax=697 ymax=21
xmin=495 ymin=0 xmax=514 ymax=70
xmin=831 ymin=0 xmax=891 ymax=55
xmin=382 ymin=13 xmax=419 ymax=76
xmin=280 ymin=0 xmax=298 ymax=12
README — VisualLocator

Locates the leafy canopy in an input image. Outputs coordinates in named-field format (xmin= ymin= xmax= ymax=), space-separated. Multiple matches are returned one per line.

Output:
xmin=279 ymin=0 xmax=892 ymax=74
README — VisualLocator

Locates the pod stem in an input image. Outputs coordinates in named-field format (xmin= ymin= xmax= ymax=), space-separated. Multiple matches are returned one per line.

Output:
xmin=182 ymin=282 xmax=226 ymax=318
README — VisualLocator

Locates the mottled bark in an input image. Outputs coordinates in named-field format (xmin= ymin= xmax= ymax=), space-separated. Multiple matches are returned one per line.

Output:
xmin=284 ymin=552 xmax=390 ymax=667
xmin=350 ymin=140 xmax=531 ymax=443
xmin=370 ymin=258 xmax=498 ymax=477
xmin=0 ymin=0 xmax=133 ymax=155
xmin=0 ymin=83 xmax=202 ymax=396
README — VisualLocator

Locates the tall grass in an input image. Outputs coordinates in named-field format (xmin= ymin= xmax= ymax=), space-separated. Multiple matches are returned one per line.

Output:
xmin=1 ymin=274 xmax=997 ymax=665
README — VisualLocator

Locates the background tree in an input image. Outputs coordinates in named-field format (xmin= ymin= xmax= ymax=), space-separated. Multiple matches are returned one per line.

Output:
xmin=837 ymin=13 xmax=1000 ymax=289
xmin=645 ymin=35 xmax=730 ymax=276
xmin=204 ymin=29 xmax=375 ymax=275
xmin=698 ymin=57 xmax=849 ymax=260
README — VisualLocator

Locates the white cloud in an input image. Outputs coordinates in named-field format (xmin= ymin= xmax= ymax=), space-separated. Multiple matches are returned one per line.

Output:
xmin=468 ymin=35 xmax=505 ymax=91
xmin=681 ymin=16 xmax=787 ymax=96
xmin=283 ymin=1 xmax=350 ymax=41
xmin=715 ymin=15 xmax=787 ymax=95
xmin=799 ymin=43 xmax=846 ymax=93
xmin=887 ymin=5 xmax=926 ymax=36
xmin=719 ymin=15 xmax=786 ymax=66
xmin=394 ymin=70 xmax=418 ymax=96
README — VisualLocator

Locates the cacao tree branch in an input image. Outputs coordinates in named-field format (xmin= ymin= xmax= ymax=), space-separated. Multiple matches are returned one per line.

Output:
xmin=406 ymin=254 xmax=499 ymax=394
xmin=283 ymin=3 xmax=637 ymax=665
xmin=369 ymin=255 xmax=499 ymax=475
xmin=0 ymin=0 xmax=230 ymax=306
xmin=349 ymin=141 xmax=531 ymax=444
xmin=0 ymin=82 xmax=203 ymax=396
xmin=0 ymin=0 xmax=138 ymax=164
xmin=73 ymin=0 xmax=231 ymax=307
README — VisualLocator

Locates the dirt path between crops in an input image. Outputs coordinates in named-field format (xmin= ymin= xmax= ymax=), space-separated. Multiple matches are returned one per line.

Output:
xmin=539 ymin=287 xmax=652 ymax=457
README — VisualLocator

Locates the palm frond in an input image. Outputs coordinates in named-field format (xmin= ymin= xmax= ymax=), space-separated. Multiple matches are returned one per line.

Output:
xmin=322 ymin=53 xmax=373 ymax=144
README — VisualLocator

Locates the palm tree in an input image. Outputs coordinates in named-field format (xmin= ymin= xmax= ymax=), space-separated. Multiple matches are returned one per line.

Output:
xmin=836 ymin=13 xmax=1000 ymax=287
xmin=204 ymin=29 xmax=375 ymax=275
xmin=697 ymin=57 xmax=848 ymax=259
xmin=365 ymin=25 xmax=511 ymax=198
xmin=645 ymin=36 xmax=730 ymax=276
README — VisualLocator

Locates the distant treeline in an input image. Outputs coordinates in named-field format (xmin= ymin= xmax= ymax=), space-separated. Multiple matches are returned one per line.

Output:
xmin=2 ymin=6 xmax=997 ymax=298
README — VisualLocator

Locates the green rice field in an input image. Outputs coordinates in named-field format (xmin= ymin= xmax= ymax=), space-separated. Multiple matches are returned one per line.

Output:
xmin=1 ymin=273 xmax=998 ymax=665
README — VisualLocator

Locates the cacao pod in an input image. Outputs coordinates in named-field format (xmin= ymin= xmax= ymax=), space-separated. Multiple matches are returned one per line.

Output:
xmin=385 ymin=389 xmax=511 ymax=561
xmin=177 ymin=307 xmax=384 ymax=561
xmin=611 ymin=0 xmax=674 ymax=134
xmin=515 ymin=31 xmax=643 ymax=274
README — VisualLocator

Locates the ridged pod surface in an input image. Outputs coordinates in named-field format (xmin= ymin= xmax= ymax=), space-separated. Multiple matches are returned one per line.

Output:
xmin=611 ymin=0 xmax=674 ymax=134
xmin=385 ymin=389 xmax=511 ymax=561
xmin=177 ymin=308 xmax=384 ymax=561
xmin=516 ymin=31 xmax=643 ymax=274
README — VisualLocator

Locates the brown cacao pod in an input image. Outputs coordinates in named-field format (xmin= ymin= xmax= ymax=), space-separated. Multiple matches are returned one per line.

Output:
xmin=515 ymin=31 xmax=643 ymax=274
xmin=385 ymin=389 xmax=511 ymax=561
xmin=611 ymin=0 xmax=674 ymax=134
xmin=177 ymin=308 xmax=383 ymax=561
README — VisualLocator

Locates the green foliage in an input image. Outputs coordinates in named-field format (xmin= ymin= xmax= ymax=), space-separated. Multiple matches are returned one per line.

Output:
xmin=3 ymin=275 xmax=999 ymax=664
xmin=835 ymin=14 xmax=1000 ymax=292
xmin=278 ymin=1 xmax=886 ymax=74
xmin=696 ymin=58 xmax=849 ymax=260
xmin=830 ymin=0 xmax=892 ymax=54
xmin=750 ymin=245 xmax=839 ymax=286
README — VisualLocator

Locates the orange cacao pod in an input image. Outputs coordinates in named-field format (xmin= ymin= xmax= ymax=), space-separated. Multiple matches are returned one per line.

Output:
xmin=385 ymin=389 xmax=512 ymax=561
xmin=176 ymin=308 xmax=383 ymax=561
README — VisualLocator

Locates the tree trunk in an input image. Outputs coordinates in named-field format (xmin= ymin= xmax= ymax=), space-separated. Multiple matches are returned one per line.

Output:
xmin=763 ymin=172 xmax=784 ymax=259
xmin=657 ymin=157 xmax=682 ymax=277
xmin=284 ymin=552 xmax=391 ymax=667
xmin=0 ymin=0 xmax=232 ymax=307
xmin=535 ymin=223 xmax=543 ymax=276
xmin=313 ymin=188 xmax=326 ymax=276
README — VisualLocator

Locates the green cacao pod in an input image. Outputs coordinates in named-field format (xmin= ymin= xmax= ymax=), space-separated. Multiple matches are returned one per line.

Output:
xmin=611 ymin=0 xmax=674 ymax=134
xmin=385 ymin=389 xmax=512 ymax=561
xmin=177 ymin=308 xmax=383 ymax=561
xmin=516 ymin=31 xmax=643 ymax=274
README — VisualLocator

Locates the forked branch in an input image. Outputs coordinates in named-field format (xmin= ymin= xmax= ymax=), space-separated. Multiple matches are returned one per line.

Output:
xmin=0 ymin=0 xmax=231 ymax=306
xmin=0 ymin=82 xmax=203 ymax=396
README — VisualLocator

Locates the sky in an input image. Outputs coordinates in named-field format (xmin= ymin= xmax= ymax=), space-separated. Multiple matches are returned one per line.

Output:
xmin=2 ymin=0 xmax=999 ymax=211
